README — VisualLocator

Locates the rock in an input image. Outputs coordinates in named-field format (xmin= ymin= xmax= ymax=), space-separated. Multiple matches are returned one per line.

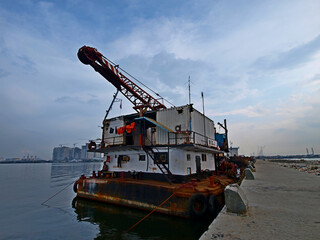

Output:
xmin=224 ymin=183 xmax=248 ymax=214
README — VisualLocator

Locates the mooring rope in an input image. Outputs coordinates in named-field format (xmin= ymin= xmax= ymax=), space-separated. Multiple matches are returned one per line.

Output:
xmin=41 ymin=179 xmax=77 ymax=206
xmin=125 ymin=192 xmax=175 ymax=232
xmin=125 ymin=180 xmax=199 ymax=233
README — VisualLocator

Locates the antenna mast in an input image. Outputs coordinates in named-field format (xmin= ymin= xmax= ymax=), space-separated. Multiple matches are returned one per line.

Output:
xmin=201 ymin=91 xmax=206 ymax=137
xmin=188 ymin=76 xmax=191 ymax=105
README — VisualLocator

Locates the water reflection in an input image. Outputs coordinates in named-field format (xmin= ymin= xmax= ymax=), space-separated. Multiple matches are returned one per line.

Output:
xmin=72 ymin=197 xmax=214 ymax=240
xmin=51 ymin=162 xmax=102 ymax=186
xmin=47 ymin=162 xmax=215 ymax=240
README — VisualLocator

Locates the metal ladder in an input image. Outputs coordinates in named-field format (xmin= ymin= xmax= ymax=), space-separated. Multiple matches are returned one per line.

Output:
xmin=142 ymin=145 xmax=175 ymax=184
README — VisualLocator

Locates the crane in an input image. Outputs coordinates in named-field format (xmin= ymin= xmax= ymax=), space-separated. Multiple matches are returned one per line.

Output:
xmin=77 ymin=46 xmax=167 ymax=115
xmin=217 ymin=119 xmax=229 ymax=152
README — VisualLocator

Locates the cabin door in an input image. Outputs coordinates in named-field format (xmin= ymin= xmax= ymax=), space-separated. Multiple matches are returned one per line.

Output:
xmin=195 ymin=156 xmax=201 ymax=175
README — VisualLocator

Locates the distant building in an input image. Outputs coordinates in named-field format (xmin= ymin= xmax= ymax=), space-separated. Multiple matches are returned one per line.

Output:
xmin=228 ymin=147 xmax=239 ymax=157
xmin=80 ymin=144 xmax=88 ymax=160
xmin=73 ymin=147 xmax=81 ymax=159
xmin=52 ymin=146 xmax=72 ymax=161
xmin=52 ymin=144 xmax=103 ymax=161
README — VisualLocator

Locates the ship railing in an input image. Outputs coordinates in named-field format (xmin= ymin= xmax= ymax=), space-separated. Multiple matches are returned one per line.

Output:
xmin=167 ymin=131 xmax=218 ymax=148
xmin=102 ymin=131 xmax=218 ymax=149
xmin=103 ymin=135 xmax=126 ymax=146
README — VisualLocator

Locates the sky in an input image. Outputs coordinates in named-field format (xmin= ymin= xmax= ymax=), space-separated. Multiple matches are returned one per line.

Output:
xmin=0 ymin=0 xmax=320 ymax=159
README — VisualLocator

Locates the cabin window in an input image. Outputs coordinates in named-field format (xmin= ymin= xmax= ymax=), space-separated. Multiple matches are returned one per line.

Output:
xmin=202 ymin=154 xmax=207 ymax=161
xmin=187 ymin=167 xmax=191 ymax=175
xmin=186 ymin=154 xmax=191 ymax=161
xmin=109 ymin=128 xmax=114 ymax=134
xmin=154 ymin=152 xmax=168 ymax=164
xmin=139 ymin=155 xmax=146 ymax=161
xmin=119 ymin=155 xmax=130 ymax=163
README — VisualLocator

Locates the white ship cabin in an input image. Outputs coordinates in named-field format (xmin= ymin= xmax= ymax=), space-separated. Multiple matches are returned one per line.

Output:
xmin=96 ymin=104 xmax=223 ymax=182
xmin=228 ymin=147 xmax=239 ymax=157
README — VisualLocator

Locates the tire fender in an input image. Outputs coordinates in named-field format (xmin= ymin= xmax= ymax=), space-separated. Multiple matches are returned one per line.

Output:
xmin=73 ymin=180 xmax=79 ymax=193
xmin=188 ymin=193 xmax=208 ymax=217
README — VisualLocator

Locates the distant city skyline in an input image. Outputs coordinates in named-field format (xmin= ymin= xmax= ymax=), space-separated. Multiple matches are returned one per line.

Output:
xmin=0 ymin=0 xmax=320 ymax=159
xmin=52 ymin=143 xmax=102 ymax=161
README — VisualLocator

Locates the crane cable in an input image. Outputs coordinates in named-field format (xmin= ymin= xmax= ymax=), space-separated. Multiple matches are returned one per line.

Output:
xmin=102 ymin=55 xmax=175 ymax=108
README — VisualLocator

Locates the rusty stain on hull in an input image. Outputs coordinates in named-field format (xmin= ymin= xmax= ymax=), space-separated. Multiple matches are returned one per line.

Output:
xmin=76 ymin=176 xmax=235 ymax=218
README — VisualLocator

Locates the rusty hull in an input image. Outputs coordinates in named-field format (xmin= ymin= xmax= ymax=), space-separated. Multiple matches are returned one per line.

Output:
xmin=76 ymin=176 xmax=234 ymax=218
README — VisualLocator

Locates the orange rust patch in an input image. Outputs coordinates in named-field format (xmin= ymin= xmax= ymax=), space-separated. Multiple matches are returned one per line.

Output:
xmin=76 ymin=174 xmax=236 ymax=217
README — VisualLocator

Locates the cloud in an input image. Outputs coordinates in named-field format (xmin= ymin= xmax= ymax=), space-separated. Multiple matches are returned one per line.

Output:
xmin=1 ymin=0 xmax=320 ymax=158
xmin=115 ymin=51 xmax=215 ymax=106
xmin=214 ymin=105 xmax=270 ymax=117
xmin=54 ymin=94 xmax=101 ymax=105
xmin=299 ymin=73 xmax=320 ymax=89
xmin=253 ymin=34 xmax=320 ymax=70
xmin=228 ymin=86 xmax=320 ymax=155
xmin=0 ymin=68 xmax=9 ymax=78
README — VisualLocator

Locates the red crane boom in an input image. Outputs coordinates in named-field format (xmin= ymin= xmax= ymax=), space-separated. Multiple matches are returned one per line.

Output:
xmin=77 ymin=46 xmax=167 ymax=113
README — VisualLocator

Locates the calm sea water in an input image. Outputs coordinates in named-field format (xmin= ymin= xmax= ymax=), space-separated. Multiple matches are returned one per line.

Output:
xmin=0 ymin=162 xmax=213 ymax=240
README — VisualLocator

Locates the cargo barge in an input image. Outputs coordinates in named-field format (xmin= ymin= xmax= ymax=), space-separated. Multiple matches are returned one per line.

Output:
xmin=73 ymin=46 xmax=238 ymax=218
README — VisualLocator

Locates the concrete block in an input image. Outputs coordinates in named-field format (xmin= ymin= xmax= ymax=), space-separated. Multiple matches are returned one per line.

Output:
xmin=245 ymin=168 xmax=255 ymax=179
xmin=224 ymin=183 xmax=248 ymax=214
xmin=248 ymin=164 xmax=256 ymax=172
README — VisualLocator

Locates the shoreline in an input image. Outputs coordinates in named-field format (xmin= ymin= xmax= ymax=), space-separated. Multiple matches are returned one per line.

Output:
xmin=200 ymin=159 xmax=320 ymax=240
xmin=267 ymin=159 xmax=320 ymax=176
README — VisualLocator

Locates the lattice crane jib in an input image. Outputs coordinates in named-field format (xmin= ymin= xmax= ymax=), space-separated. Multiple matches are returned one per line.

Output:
xmin=77 ymin=46 xmax=167 ymax=114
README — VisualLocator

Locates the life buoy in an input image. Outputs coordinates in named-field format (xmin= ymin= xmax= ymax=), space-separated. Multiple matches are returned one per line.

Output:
xmin=88 ymin=141 xmax=97 ymax=150
xmin=208 ymin=194 xmax=219 ymax=216
xmin=73 ymin=180 xmax=79 ymax=193
xmin=188 ymin=193 xmax=208 ymax=217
